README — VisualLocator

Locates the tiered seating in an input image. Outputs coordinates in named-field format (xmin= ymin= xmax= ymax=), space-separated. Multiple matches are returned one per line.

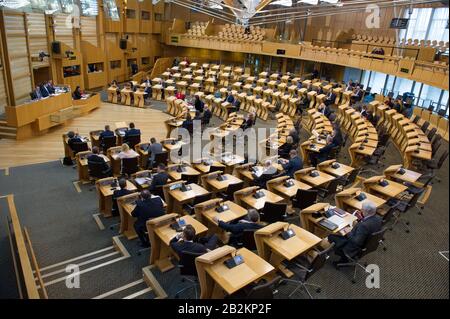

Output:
xmin=185 ymin=21 xmax=208 ymax=38
xmin=215 ymin=24 xmax=265 ymax=42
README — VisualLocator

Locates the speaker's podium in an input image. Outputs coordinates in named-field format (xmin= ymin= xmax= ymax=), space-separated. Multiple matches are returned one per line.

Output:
xmin=195 ymin=245 xmax=274 ymax=299
xmin=147 ymin=213 xmax=208 ymax=272
xmin=254 ymin=222 xmax=321 ymax=278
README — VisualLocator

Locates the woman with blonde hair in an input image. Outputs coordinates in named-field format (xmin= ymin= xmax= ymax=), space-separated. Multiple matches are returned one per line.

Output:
xmin=118 ymin=143 xmax=139 ymax=159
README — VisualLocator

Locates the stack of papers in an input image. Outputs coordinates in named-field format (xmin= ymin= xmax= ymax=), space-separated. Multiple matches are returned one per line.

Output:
xmin=327 ymin=215 xmax=348 ymax=229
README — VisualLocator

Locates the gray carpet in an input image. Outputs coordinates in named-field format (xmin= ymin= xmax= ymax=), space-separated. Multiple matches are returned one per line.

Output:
xmin=0 ymin=98 xmax=448 ymax=299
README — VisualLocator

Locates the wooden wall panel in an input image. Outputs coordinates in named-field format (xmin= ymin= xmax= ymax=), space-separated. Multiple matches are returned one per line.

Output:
xmin=0 ymin=67 xmax=7 ymax=114
xmin=26 ymin=13 xmax=49 ymax=68
xmin=80 ymin=17 xmax=98 ymax=47
xmin=3 ymin=12 xmax=32 ymax=105
xmin=53 ymin=14 xmax=74 ymax=48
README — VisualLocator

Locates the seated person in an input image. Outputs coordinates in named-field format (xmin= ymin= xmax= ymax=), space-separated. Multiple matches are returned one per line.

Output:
xmin=45 ymin=80 xmax=56 ymax=94
xmin=194 ymin=95 xmax=204 ymax=113
xmin=141 ymin=76 xmax=152 ymax=97
xmin=280 ymin=150 xmax=303 ymax=178
xmin=112 ymin=178 xmax=134 ymax=215
xmin=253 ymin=160 xmax=278 ymax=188
xmin=67 ymin=131 xmax=83 ymax=151
xmin=182 ymin=113 xmax=193 ymax=134
xmin=202 ymin=105 xmax=212 ymax=126
xmin=318 ymin=102 xmax=332 ymax=119
xmin=393 ymin=98 xmax=402 ymax=113
xmin=87 ymin=146 xmax=111 ymax=176
xmin=288 ymin=128 xmax=300 ymax=146
xmin=72 ymin=86 xmax=83 ymax=100
xmin=240 ymin=113 xmax=255 ymax=130
xmin=170 ymin=225 xmax=218 ymax=256
xmin=30 ymin=85 xmax=43 ymax=100
xmin=232 ymin=98 xmax=241 ymax=112
xmin=148 ymin=163 xmax=169 ymax=192
xmin=40 ymin=82 xmax=50 ymax=98
xmin=99 ymin=125 xmax=115 ymax=150
xmin=147 ymin=137 xmax=163 ymax=168
xmin=131 ymin=190 xmax=165 ymax=247
xmin=175 ymin=91 xmax=185 ymax=100
xmin=124 ymin=122 xmax=141 ymax=143
xmin=279 ymin=136 xmax=294 ymax=159
xmin=324 ymin=89 xmax=336 ymax=106
xmin=118 ymin=143 xmax=139 ymax=159
xmin=215 ymin=209 xmax=263 ymax=246
xmin=328 ymin=201 xmax=382 ymax=264
xmin=226 ymin=93 xmax=235 ymax=104
xmin=310 ymin=130 xmax=340 ymax=166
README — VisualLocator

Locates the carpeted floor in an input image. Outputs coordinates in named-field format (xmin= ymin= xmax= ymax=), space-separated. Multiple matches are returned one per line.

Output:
xmin=0 ymin=98 xmax=448 ymax=299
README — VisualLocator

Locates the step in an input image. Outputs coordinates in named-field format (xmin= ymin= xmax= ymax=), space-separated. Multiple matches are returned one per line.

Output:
xmin=0 ymin=126 xmax=17 ymax=132
xmin=0 ymin=132 xmax=16 ymax=139
xmin=0 ymin=120 xmax=7 ymax=126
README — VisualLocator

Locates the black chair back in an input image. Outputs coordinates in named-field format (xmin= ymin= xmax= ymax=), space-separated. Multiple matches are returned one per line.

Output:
xmin=412 ymin=115 xmax=420 ymax=124
xmin=126 ymin=134 xmax=141 ymax=149
xmin=359 ymin=228 xmax=387 ymax=259
xmin=420 ymin=121 xmax=430 ymax=133
xmin=179 ymin=251 xmax=203 ymax=277
xmin=88 ymin=161 xmax=108 ymax=179
xmin=432 ymin=141 xmax=441 ymax=156
xmin=245 ymin=276 xmax=281 ymax=299
xmin=345 ymin=167 xmax=360 ymax=186
xmin=292 ymin=189 xmax=318 ymax=211
xmin=437 ymin=109 xmax=446 ymax=117
xmin=152 ymin=185 xmax=165 ymax=201
xmin=121 ymin=157 xmax=139 ymax=175
xmin=225 ymin=181 xmax=245 ymax=200
xmin=241 ymin=230 xmax=257 ymax=251
xmin=181 ymin=173 xmax=199 ymax=184
xmin=377 ymin=133 xmax=390 ymax=147
xmin=193 ymin=193 xmax=213 ymax=205
xmin=327 ymin=146 xmax=340 ymax=160
xmin=306 ymin=243 xmax=335 ymax=281
xmin=323 ymin=178 xmax=340 ymax=197
xmin=102 ymin=136 xmax=117 ymax=151
xmin=260 ymin=202 xmax=287 ymax=223
xmin=209 ymin=165 xmax=224 ymax=173
xmin=427 ymin=127 xmax=437 ymax=141
xmin=71 ymin=142 xmax=89 ymax=155
xmin=153 ymin=151 xmax=169 ymax=167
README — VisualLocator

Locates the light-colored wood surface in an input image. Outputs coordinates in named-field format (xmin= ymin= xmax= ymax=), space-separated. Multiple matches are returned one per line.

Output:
xmin=0 ymin=102 xmax=170 ymax=169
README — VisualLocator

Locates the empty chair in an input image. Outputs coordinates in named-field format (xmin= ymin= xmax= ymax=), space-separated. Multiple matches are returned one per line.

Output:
xmin=71 ymin=142 xmax=89 ymax=156
xmin=238 ymin=229 xmax=258 ymax=251
xmin=281 ymin=243 xmax=335 ymax=298
xmin=412 ymin=115 xmax=421 ymax=124
xmin=153 ymin=151 xmax=169 ymax=168
xmin=292 ymin=189 xmax=318 ymax=211
xmin=336 ymin=228 xmax=387 ymax=283
xmin=317 ymin=178 xmax=340 ymax=199
xmin=420 ymin=121 xmax=430 ymax=133
xmin=426 ymin=150 xmax=448 ymax=181
xmin=121 ymin=157 xmax=139 ymax=176
xmin=227 ymin=276 xmax=281 ymax=299
xmin=427 ymin=127 xmax=437 ymax=141
xmin=88 ymin=161 xmax=109 ymax=180
xmin=338 ymin=167 xmax=361 ymax=188
xmin=174 ymin=251 xmax=204 ymax=299
xmin=184 ymin=192 xmax=213 ymax=215
xmin=219 ymin=181 xmax=245 ymax=201
xmin=209 ymin=165 xmax=224 ymax=173
xmin=181 ymin=173 xmax=199 ymax=184
xmin=101 ymin=135 xmax=117 ymax=152
xmin=260 ymin=202 xmax=287 ymax=223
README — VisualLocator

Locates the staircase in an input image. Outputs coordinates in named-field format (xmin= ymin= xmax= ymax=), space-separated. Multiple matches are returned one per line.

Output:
xmin=0 ymin=120 xmax=17 ymax=139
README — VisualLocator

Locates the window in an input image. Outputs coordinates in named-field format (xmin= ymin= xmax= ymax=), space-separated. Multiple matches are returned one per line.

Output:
xmin=392 ymin=77 xmax=414 ymax=98
xmin=63 ymin=65 xmax=81 ymax=77
xmin=126 ymin=9 xmax=136 ymax=19
xmin=80 ymin=0 xmax=98 ymax=16
xmin=110 ymin=60 xmax=121 ymax=69
xmin=103 ymin=0 xmax=120 ymax=21
xmin=141 ymin=11 xmax=150 ymax=20
xmin=428 ymin=8 xmax=449 ymax=42
xmin=400 ymin=7 xmax=449 ymax=43
xmin=141 ymin=57 xmax=150 ymax=65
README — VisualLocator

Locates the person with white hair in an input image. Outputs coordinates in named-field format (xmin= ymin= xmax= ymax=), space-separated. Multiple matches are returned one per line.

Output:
xmin=328 ymin=200 xmax=382 ymax=264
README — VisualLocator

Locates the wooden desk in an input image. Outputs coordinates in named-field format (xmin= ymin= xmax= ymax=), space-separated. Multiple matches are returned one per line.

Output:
xmin=192 ymin=161 xmax=226 ymax=174
xmin=343 ymin=192 xmax=386 ymax=211
xmin=148 ymin=214 xmax=208 ymax=272
xmin=218 ymin=154 xmax=246 ymax=174
xmin=318 ymin=161 xmax=355 ymax=177
xmin=133 ymin=90 xmax=145 ymax=107
xmin=255 ymin=222 xmax=321 ymax=277
xmin=89 ymin=130 xmax=103 ymax=149
xmin=120 ymin=88 xmax=133 ymax=106
xmin=76 ymin=151 xmax=110 ymax=183
xmin=271 ymin=179 xmax=312 ymax=199
xmin=169 ymin=183 xmax=209 ymax=214
xmin=240 ymin=189 xmax=284 ymax=211
xmin=203 ymin=174 xmax=243 ymax=192
xmin=196 ymin=246 xmax=274 ymax=298
xmin=297 ymin=170 xmax=335 ymax=187
xmin=167 ymin=165 xmax=200 ymax=181
xmin=366 ymin=178 xmax=408 ymax=199
xmin=96 ymin=178 xmax=137 ymax=218
xmin=107 ymin=86 xmax=119 ymax=103
xmin=384 ymin=165 xmax=422 ymax=183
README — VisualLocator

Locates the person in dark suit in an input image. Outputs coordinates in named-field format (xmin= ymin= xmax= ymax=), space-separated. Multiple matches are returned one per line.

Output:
xmin=215 ymin=209 xmax=263 ymax=246
xmin=87 ymin=146 xmax=111 ymax=175
xmin=324 ymin=89 xmax=336 ymax=107
xmin=170 ymin=225 xmax=218 ymax=256
xmin=318 ymin=102 xmax=332 ymax=119
xmin=131 ymin=190 xmax=165 ymax=247
xmin=99 ymin=125 xmax=115 ymax=150
xmin=288 ymin=128 xmax=300 ymax=146
xmin=240 ymin=113 xmax=255 ymax=130
xmin=149 ymin=163 xmax=169 ymax=192
xmin=146 ymin=137 xmax=164 ymax=168
xmin=279 ymin=136 xmax=294 ymax=159
xmin=31 ymin=85 xmax=43 ymax=100
xmin=141 ymin=75 xmax=152 ymax=99
xmin=328 ymin=201 xmax=382 ymax=263
xmin=72 ymin=86 xmax=82 ymax=100
xmin=194 ymin=95 xmax=204 ymax=113
xmin=202 ymin=105 xmax=212 ymax=126
xmin=67 ymin=131 xmax=83 ymax=151
xmin=112 ymin=178 xmax=134 ymax=215
xmin=124 ymin=122 xmax=141 ymax=143
xmin=313 ymin=130 xmax=341 ymax=165
xmin=40 ymin=82 xmax=50 ymax=97
xmin=281 ymin=150 xmax=303 ymax=178
xmin=182 ymin=113 xmax=193 ymax=134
